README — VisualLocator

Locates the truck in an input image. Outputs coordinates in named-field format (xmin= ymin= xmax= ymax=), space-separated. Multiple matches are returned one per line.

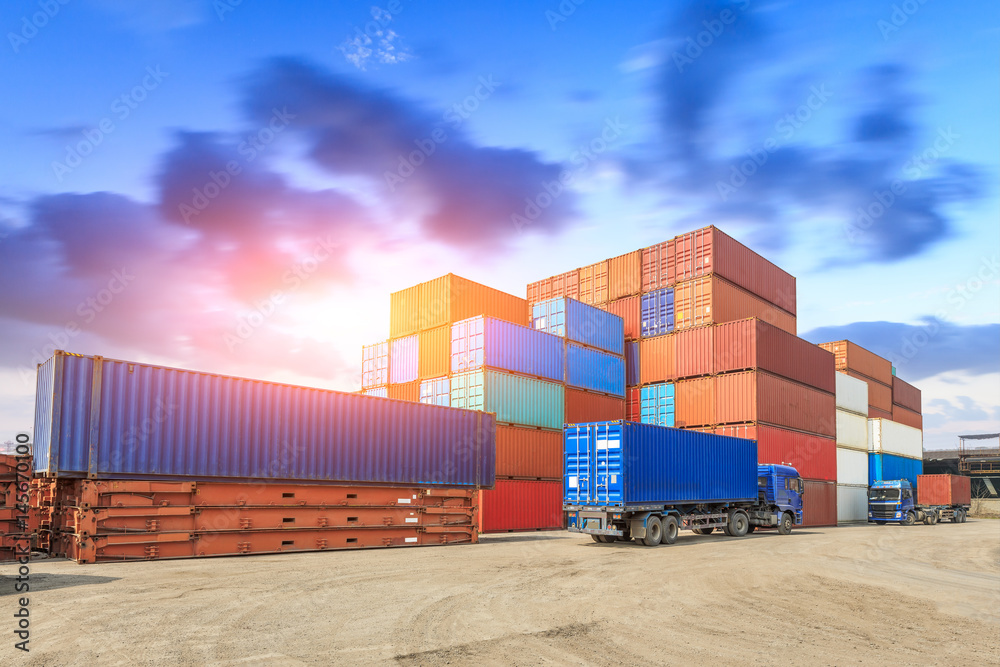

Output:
xmin=868 ymin=474 xmax=971 ymax=526
xmin=563 ymin=420 xmax=804 ymax=546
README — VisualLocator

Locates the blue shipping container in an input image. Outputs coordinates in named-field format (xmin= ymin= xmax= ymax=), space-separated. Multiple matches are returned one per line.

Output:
xmin=419 ymin=376 xmax=450 ymax=407
xmin=640 ymin=383 xmax=675 ymax=427
xmin=869 ymin=453 xmax=923 ymax=490
xmin=566 ymin=344 xmax=625 ymax=398
xmin=640 ymin=288 xmax=675 ymax=338
xmin=451 ymin=316 xmax=563 ymax=382
xmin=532 ymin=297 xmax=624 ymax=356
xmin=625 ymin=341 xmax=639 ymax=387
xmin=33 ymin=351 xmax=495 ymax=487
xmin=361 ymin=340 xmax=389 ymax=388
xmin=564 ymin=421 xmax=757 ymax=506
xmin=389 ymin=335 xmax=418 ymax=383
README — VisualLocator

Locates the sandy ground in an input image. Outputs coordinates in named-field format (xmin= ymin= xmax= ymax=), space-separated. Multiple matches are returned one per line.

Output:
xmin=2 ymin=520 xmax=998 ymax=666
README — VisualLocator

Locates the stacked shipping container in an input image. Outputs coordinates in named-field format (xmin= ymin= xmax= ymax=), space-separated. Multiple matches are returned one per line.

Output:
xmin=834 ymin=373 xmax=870 ymax=522
xmin=868 ymin=418 xmax=924 ymax=490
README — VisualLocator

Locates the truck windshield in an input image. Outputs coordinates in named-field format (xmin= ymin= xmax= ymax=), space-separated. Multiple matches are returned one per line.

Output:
xmin=869 ymin=488 xmax=900 ymax=501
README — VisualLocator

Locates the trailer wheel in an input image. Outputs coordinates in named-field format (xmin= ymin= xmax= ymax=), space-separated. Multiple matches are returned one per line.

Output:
xmin=728 ymin=511 xmax=749 ymax=537
xmin=661 ymin=516 xmax=679 ymax=545
xmin=591 ymin=535 xmax=603 ymax=543
xmin=958 ymin=509 xmax=967 ymax=523
xmin=777 ymin=512 xmax=793 ymax=535
xmin=902 ymin=512 xmax=915 ymax=526
xmin=642 ymin=516 xmax=662 ymax=546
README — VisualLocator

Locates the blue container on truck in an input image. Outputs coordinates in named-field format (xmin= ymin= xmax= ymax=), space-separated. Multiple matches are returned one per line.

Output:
xmin=640 ymin=288 xmax=674 ymax=338
xmin=624 ymin=341 xmax=639 ymax=387
xmin=33 ymin=351 xmax=495 ymax=487
xmin=531 ymin=297 xmax=625 ymax=355
xmin=451 ymin=316 xmax=563 ymax=382
xmin=868 ymin=453 xmax=923 ymax=490
xmin=564 ymin=421 xmax=803 ymax=546
xmin=639 ymin=382 xmax=675 ymax=427
xmin=565 ymin=344 xmax=625 ymax=397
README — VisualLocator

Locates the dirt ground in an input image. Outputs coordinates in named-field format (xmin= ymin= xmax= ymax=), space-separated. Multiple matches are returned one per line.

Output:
xmin=2 ymin=520 xmax=998 ymax=666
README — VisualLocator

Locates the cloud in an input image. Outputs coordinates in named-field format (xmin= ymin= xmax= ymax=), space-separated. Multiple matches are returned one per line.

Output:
xmin=801 ymin=319 xmax=1000 ymax=381
xmin=338 ymin=6 xmax=413 ymax=70
xmin=926 ymin=396 xmax=990 ymax=422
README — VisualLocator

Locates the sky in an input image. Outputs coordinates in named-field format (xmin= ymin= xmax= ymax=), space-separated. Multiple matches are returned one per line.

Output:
xmin=0 ymin=0 xmax=997 ymax=451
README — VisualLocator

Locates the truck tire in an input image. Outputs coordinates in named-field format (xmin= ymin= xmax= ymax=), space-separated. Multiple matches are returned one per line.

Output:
xmin=777 ymin=512 xmax=793 ymax=535
xmin=728 ymin=511 xmax=749 ymax=537
xmin=661 ymin=516 xmax=679 ymax=545
xmin=959 ymin=509 xmax=967 ymax=523
xmin=691 ymin=526 xmax=714 ymax=535
xmin=591 ymin=535 xmax=603 ymax=543
xmin=902 ymin=512 xmax=915 ymax=526
xmin=642 ymin=516 xmax=662 ymax=546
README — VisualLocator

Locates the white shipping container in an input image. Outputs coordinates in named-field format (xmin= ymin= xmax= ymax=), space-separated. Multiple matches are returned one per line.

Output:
xmin=836 ymin=446 xmax=868 ymax=486
xmin=836 ymin=409 xmax=868 ymax=451
xmin=868 ymin=418 xmax=923 ymax=459
xmin=837 ymin=484 xmax=868 ymax=523
xmin=835 ymin=372 xmax=868 ymax=415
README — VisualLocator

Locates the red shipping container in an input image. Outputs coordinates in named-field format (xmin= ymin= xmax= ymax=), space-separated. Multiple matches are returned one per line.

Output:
xmin=675 ymin=325 xmax=715 ymax=378
xmin=916 ymin=474 xmax=971 ymax=506
xmin=641 ymin=239 xmax=675 ymax=291
xmin=496 ymin=426 xmax=562 ymax=480
xmin=891 ymin=404 xmax=923 ymax=430
xmin=639 ymin=334 xmax=676 ymax=384
xmin=715 ymin=319 xmax=835 ymax=393
xmin=602 ymin=296 xmax=641 ymax=340
xmin=869 ymin=406 xmax=893 ymax=420
xmin=578 ymin=260 xmax=609 ymax=305
xmin=479 ymin=480 xmax=564 ymax=533
xmin=892 ymin=376 xmax=922 ymax=413
xmin=843 ymin=369 xmax=892 ymax=413
xmin=801 ymin=479 xmax=837 ymax=527
xmin=608 ymin=250 xmax=641 ymax=300
xmin=673 ymin=275 xmax=796 ymax=335
xmin=819 ymin=340 xmax=893 ymax=386
xmin=715 ymin=371 xmax=836 ymax=437
xmin=565 ymin=388 xmax=626 ymax=424
xmin=673 ymin=226 xmax=797 ymax=315
xmin=626 ymin=387 xmax=641 ymax=421
xmin=713 ymin=424 xmax=837 ymax=481
xmin=527 ymin=269 xmax=579 ymax=306
xmin=387 ymin=381 xmax=420 ymax=402
xmin=675 ymin=376 xmax=715 ymax=427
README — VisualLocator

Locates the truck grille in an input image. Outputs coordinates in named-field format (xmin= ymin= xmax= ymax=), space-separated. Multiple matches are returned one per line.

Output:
xmin=871 ymin=507 xmax=896 ymax=519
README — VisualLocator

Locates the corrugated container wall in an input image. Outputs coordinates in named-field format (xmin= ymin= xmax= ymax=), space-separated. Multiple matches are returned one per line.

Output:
xmin=451 ymin=316 xmax=564 ymax=382
xmin=527 ymin=269 xmax=579 ymax=306
xmin=674 ymin=376 xmax=715 ymax=428
xmin=712 ymin=424 xmax=836 ymax=482
xmin=361 ymin=341 xmax=389 ymax=388
xmin=835 ymin=372 xmax=869 ymax=415
xmin=845 ymin=370 xmax=892 ymax=413
xmin=892 ymin=376 xmax=921 ymax=412
xmin=916 ymin=474 xmax=971 ymax=506
xmin=673 ymin=276 xmax=796 ymax=335
xmin=566 ymin=344 xmax=625 ymax=397
xmin=640 ymin=239 xmax=675 ymax=292
xmin=450 ymin=370 xmax=564 ymax=430
xmin=869 ymin=453 xmax=923 ymax=489
xmin=389 ymin=335 xmax=418 ymax=384
xmin=390 ymin=274 xmax=527 ymax=338
xmin=639 ymin=335 xmax=676 ymax=384
xmin=836 ymin=409 xmax=868 ymax=451
xmin=675 ymin=325 xmax=714 ymax=378
xmin=640 ymin=288 xmax=675 ymax=338
xmin=601 ymin=296 xmax=640 ymax=341
xmin=496 ymin=427 xmax=562 ymax=480
xmin=624 ymin=341 xmax=640 ymax=387
xmin=818 ymin=340 xmax=893 ymax=385
xmin=869 ymin=406 xmax=893 ymax=420
xmin=34 ymin=352 xmax=496 ymax=487
xmin=578 ymin=260 xmax=609 ymax=305
xmin=891 ymin=405 xmax=923 ymax=430
xmin=479 ymin=480 xmax=564 ymax=532
xmin=565 ymin=389 xmax=625 ymax=425
xmin=531 ymin=297 xmax=624 ymax=355
xmin=715 ymin=372 xmax=836 ymax=437
xmin=640 ymin=383 xmax=675 ymax=427
xmin=868 ymin=419 xmax=922 ymax=459
xmin=837 ymin=485 xmax=868 ymax=523
xmin=836 ymin=447 xmax=869 ymax=486
xmin=608 ymin=250 xmax=641 ymax=300
xmin=626 ymin=387 xmax=641 ymax=422
xmin=713 ymin=319 xmax=835 ymax=393
xmin=361 ymin=387 xmax=387 ymax=398
xmin=418 ymin=326 xmax=450 ymax=379
xmin=800 ymin=480 xmax=837 ymax=527
xmin=387 ymin=381 xmax=419 ymax=403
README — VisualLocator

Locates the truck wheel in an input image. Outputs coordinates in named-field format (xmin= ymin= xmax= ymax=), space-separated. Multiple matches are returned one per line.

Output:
xmin=661 ymin=516 xmax=679 ymax=545
xmin=728 ymin=511 xmax=749 ymax=537
xmin=902 ymin=512 xmax=915 ymax=526
xmin=591 ymin=535 xmax=603 ymax=543
xmin=777 ymin=512 xmax=793 ymax=535
xmin=642 ymin=516 xmax=662 ymax=546
xmin=959 ymin=509 xmax=967 ymax=523
xmin=691 ymin=526 xmax=714 ymax=535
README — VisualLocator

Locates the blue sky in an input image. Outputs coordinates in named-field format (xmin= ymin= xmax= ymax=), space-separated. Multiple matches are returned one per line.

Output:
xmin=0 ymin=0 xmax=997 ymax=450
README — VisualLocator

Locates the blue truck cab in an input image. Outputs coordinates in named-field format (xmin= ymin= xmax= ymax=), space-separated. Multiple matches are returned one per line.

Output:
xmin=758 ymin=464 xmax=805 ymax=526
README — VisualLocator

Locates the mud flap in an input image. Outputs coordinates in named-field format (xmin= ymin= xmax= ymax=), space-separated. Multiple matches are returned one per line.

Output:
xmin=629 ymin=512 xmax=651 ymax=540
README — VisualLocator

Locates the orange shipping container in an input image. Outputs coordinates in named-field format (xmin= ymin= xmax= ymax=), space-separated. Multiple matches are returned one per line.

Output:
xmin=578 ymin=260 xmax=609 ymax=305
xmin=891 ymin=404 xmax=923 ymax=430
xmin=800 ymin=480 xmax=838 ymax=527
xmin=602 ymin=296 xmax=641 ymax=340
xmin=818 ymin=340 xmax=893 ymax=386
xmin=387 ymin=381 xmax=420 ymax=403
xmin=892 ymin=376 xmax=922 ymax=413
xmin=843 ymin=369 xmax=892 ymax=413
xmin=527 ymin=269 xmax=579 ymax=306
xmin=565 ymin=388 xmax=625 ymax=424
xmin=496 ymin=426 xmax=562 ymax=480
xmin=641 ymin=239 xmax=675 ymax=291
xmin=639 ymin=334 xmax=676 ymax=384
xmin=714 ymin=319 xmax=836 ymax=393
xmin=675 ymin=376 xmax=715 ymax=428
xmin=418 ymin=325 xmax=450 ymax=379
xmin=715 ymin=371 xmax=836 ymax=436
xmin=673 ymin=275 xmax=796 ymax=335
xmin=916 ymin=474 xmax=971 ymax=506
xmin=390 ymin=274 xmax=527 ymax=338
xmin=675 ymin=325 xmax=715 ymax=379
xmin=608 ymin=250 xmax=641 ymax=300
xmin=869 ymin=406 xmax=893 ymax=420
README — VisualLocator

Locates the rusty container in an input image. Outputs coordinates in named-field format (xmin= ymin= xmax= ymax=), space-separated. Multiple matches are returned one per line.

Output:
xmin=715 ymin=371 xmax=836 ymax=437
xmin=565 ymin=388 xmax=626 ymax=424
xmin=916 ymin=474 xmax=971 ymax=506
xmin=673 ymin=275 xmax=796 ymax=335
xmin=675 ymin=325 xmax=715 ymax=379
xmin=496 ymin=426 xmax=562 ymax=480
xmin=800 ymin=479 xmax=838 ymax=527
xmin=674 ymin=376 xmax=715 ymax=428
xmin=578 ymin=260 xmax=609 ymax=305
xmin=714 ymin=319 xmax=835 ymax=393
xmin=818 ymin=340 xmax=893 ymax=386
xmin=608 ymin=250 xmax=642 ymax=300
xmin=638 ymin=334 xmax=676 ymax=384
xmin=891 ymin=376 xmax=922 ymax=413
xmin=641 ymin=239 xmax=676 ymax=292
xmin=390 ymin=273 xmax=527 ymax=338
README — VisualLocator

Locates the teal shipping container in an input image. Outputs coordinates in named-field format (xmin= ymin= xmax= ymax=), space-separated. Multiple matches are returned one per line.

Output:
xmin=640 ymin=382 xmax=675 ymax=427
xmin=451 ymin=369 xmax=564 ymax=429
xmin=531 ymin=297 xmax=625 ymax=355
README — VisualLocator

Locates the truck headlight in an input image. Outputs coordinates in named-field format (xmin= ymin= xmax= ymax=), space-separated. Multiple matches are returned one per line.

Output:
xmin=894 ymin=512 xmax=901 ymax=518
xmin=868 ymin=512 xmax=872 ymax=517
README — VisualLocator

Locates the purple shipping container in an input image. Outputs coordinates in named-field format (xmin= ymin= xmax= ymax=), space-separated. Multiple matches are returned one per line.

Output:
xmin=32 ymin=351 xmax=495 ymax=487
xmin=640 ymin=288 xmax=675 ymax=338
xmin=389 ymin=335 xmax=418 ymax=383
xmin=451 ymin=316 xmax=563 ymax=382
xmin=361 ymin=340 xmax=389 ymax=388
xmin=625 ymin=341 xmax=640 ymax=387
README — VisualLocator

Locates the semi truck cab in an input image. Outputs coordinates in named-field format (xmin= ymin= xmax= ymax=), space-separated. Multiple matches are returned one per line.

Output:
xmin=869 ymin=479 xmax=970 ymax=525
xmin=757 ymin=464 xmax=805 ymax=526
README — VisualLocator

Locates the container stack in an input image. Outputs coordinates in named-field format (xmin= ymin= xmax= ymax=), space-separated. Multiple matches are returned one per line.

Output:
xmin=868 ymin=418 xmax=924 ymax=490
xmin=834 ymin=373 xmax=871 ymax=523
xmin=891 ymin=376 xmax=923 ymax=430
xmin=817 ymin=340 xmax=894 ymax=420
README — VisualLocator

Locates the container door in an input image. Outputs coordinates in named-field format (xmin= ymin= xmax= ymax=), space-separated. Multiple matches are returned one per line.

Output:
xmin=564 ymin=425 xmax=592 ymax=504
xmin=594 ymin=424 xmax=624 ymax=504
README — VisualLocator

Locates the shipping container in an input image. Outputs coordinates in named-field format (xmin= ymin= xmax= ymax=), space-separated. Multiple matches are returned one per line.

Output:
xmin=418 ymin=326 xmax=450 ymax=379
xmin=602 ymin=296 xmax=641 ymax=341
xmin=868 ymin=418 xmax=922 ymax=459
xmin=563 ymin=421 xmax=757 ymax=506
xmin=626 ymin=387 xmax=641 ymax=422
xmin=578 ymin=260 xmax=609 ymax=305
xmin=389 ymin=335 xmax=418 ymax=384
xmin=674 ymin=376 xmax=715 ymax=429
xmin=640 ymin=239 xmax=675 ymax=292
xmin=451 ymin=316 xmax=564 ymax=382
xmin=34 ymin=352 xmax=496 ymax=487
xmin=640 ymin=383 xmax=675 ymax=427
xmin=566 ymin=344 xmax=625 ymax=397
xmin=361 ymin=341 xmax=389 ymax=389
xmin=869 ymin=453 xmax=923 ymax=489
xmin=836 ymin=446 xmax=868 ymax=486
xmin=714 ymin=319 xmax=835 ymax=393
xmin=638 ymin=334 xmax=676 ymax=384
xmin=869 ymin=406 xmax=893 ymax=420
xmin=674 ymin=276 xmax=796 ymax=335
xmin=715 ymin=372 xmax=836 ymax=436
xmin=390 ymin=274 xmax=527 ymax=338
xmin=532 ymin=297 xmax=624 ymax=355
xmin=640 ymin=288 xmax=675 ymax=338
xmin=450 ymin=369 xmax=564 ymax=430
xmin=527 ymin=269 xmax=580 ymax=306
xmin=361 ymin=387 xmax=388 ymax=398
xmin=711 ymin=423 xmax=836 ymax=482
xmin=675 ymin=325 xmax=714 ymax=378
xmin=891 ymin=404 xmax=923 ymax=430
xmin=624 ymin=341 xmax=640 ymax=386
xmin=843 ymin=369 xmax=892 ymax=413
xmin=835 ymin=372 xmax=869 ymax=416
xmin=916 ymin=474 xmax=971 ymax=507
xmin=800 ymin=479 xmax=837 ymax=527
xmin=836 ymin=409 xmax=868 ymax=451
xmin=891 ymin=376 xmax=921 ymax=413
xmin=565 ymin=388 xmax=625 ymax=425
xmin=479 ymin=480 xmax=564 ymax=532
xmin=496 ymin=426 xmax=562 ymax=480
xmin=419 ymin=377 xmax=450 ymax=407
xmin=836 ymin=484 xmax=868 ymax=523
xmin=818 ymin=340 xmax=893 ymax=386
xmin=673 ymin=226 xmax=797 ymax=315
xmin=608 ymin=250 xmax=642 ymax=300
xmin=387 ymin=381 xmax=419 ymax=403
